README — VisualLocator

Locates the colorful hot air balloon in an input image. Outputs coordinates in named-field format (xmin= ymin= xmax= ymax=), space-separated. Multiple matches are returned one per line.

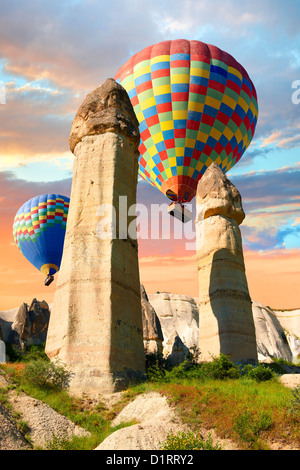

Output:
xmin=13 ymin=194 xmax=70 ymax=286
xmin=115 ymin=39 xmax=258 ymax=212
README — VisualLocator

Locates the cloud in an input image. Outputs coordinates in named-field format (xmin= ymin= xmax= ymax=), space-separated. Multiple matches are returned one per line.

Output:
xmin=231 ymin=165 xmax=300 ymax=209
xmin=154 ymin=0 xmax=300 ymax=38
xmin=0 ymin=0 xmax=299 ymax=177
xmin=260 ymin=125 xmax=300 ymax=150
xmin=0 ymin=166 xmax=299 ymax=310
xmin=260 ymin=131 xmax=283 ymax=148
xmin=0 ymin=0 xmax=165 ymax=92
xmin=0 ymin=80 xmax=78 ymax=168
xmin=230 ymin=165 xmax=300 ymax=251
xmin=0 ymin=170 xmax=72 ymax=218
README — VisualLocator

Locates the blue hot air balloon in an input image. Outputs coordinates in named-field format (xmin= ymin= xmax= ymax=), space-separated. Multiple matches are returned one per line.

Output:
xmin=13 ymin=194 xmax=70 ymax=285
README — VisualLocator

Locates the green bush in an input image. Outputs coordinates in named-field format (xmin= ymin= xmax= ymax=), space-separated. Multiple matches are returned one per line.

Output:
xmin=147 ymin=364 xmax=167 ymax=382
xmin=4 ymin=343 xmax=23 ymax=362
xmin=233 ymin=409 xmax=273 ymax=447
xmin=23 ymin=358 xmax=72 ymax=391
xmin=242 ymin=364 xmax=276 ymax=382
xmin=5 ymin=342 xmax=48 ymax=363
xmin=288 ymin=386 xmax=300 ymax=418
xmin=45 ymin=434 xmax=76 ymax=450
xmin=145 ymin=353 xmax=284 ymax=386
xmin=202 ymin=354 xmax=241 ymax=380
xmin=23 ymin=343 xmax=48 ymax=362
xmin=161 ymin=430 xmax=222 ymax=450
xmin=145 ymin=352 xmax=168 ymax=382
xmin=146 ymin=353 xmax=242 ymax=383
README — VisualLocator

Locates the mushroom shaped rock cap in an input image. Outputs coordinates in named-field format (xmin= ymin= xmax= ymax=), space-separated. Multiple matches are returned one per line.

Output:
xmin=69 ymin=78 xmax=140 ymax=153
xmin=196 ymin=162 xmax=245 ymax=225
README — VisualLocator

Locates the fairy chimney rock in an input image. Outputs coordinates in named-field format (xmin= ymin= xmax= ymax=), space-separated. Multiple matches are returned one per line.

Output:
xmin=46 ymin=79 xmax=145 ymax=395
xmin=196 ymin=162 xmax=257 ymax=363
xmin=195 ymin=162 xmax=245 ymax=225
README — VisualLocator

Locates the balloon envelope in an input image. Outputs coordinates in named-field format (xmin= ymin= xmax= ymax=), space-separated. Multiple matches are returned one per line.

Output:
xmin=13 ymin=194 xmax=69 ymax=278
xmin=115 ymin=39 xmax=258 ymax=203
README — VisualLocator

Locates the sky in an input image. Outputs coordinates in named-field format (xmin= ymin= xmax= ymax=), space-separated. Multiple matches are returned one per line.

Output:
xmin=0 ymin=0 xmax=299 ymax=310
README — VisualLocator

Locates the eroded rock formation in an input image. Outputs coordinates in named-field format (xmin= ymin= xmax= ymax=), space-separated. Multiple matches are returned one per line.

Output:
xmin=148 ymin=292 xmax=199 ymax=353
xmin=141 ymin=285 xmax=164 ymax=355
xmin=12 ymin=299 xmax=50 ymax=351
xmin=45 ymin=79 xmax=145 ymax=394
xmin=195 ymin=163 xmax=257 ymax=363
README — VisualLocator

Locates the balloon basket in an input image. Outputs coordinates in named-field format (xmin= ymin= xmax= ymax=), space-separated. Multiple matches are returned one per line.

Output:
xmin=44 ymin=275 xmax=54 ymax=286
xmin=168 ymin=202 xmax=192 ymax=223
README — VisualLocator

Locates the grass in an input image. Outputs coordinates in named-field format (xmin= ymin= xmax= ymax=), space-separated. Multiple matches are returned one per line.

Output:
xmin=0 ymin=365 xmax=137 ymax=450
xmin=1 ymin=348 xmax=299 ymax=450
xmin=0 ymin=347 xmax=136 ymax=450
xmin=137 ymin=353 xmax=300 ymax=449
xmin=155 ymin=379 xmax=298 ymax=449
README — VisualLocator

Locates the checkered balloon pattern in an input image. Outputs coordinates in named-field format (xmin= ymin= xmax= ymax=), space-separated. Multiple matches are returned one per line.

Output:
xmin=115 ymin=39 xmax=258 ymax=203
xmin=13 ymin=194 xmax=70 ymax=276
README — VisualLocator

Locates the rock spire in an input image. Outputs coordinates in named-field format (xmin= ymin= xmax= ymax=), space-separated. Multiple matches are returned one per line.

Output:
xmin=195 ymin=163 xmax=257 ymax=363
xmin=46 ymin=79 xmax=145 ymax=394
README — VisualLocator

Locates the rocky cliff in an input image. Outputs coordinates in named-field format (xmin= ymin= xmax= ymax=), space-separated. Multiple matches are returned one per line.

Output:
xmin=147 ymin=292 xmax=300 ymax=365
xmin=0 ymin=299 xmax=50 ymax=351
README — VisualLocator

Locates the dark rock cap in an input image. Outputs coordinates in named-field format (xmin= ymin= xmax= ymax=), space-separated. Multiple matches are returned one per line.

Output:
xmin=69 ymin=78 xmax=140 ymax=153
xmin=196 ymin=162 xmax=245 ymax=225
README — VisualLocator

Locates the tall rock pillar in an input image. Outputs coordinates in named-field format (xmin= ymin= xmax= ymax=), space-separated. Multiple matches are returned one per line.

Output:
xmin=45 ymin=79 xmax=146 ymax=394
xmin=195 ymin=163 xmax=257 ymax=363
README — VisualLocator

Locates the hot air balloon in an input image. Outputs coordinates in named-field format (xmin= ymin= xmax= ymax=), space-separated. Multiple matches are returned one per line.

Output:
xmin=115 ymin=39 xmax=258 ymax=221
xmin=13 ymin=194 xmax=70 ymax=286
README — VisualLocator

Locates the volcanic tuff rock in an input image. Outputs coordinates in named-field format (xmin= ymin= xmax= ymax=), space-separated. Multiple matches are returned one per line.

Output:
xmin=1 ymin=294 xmax=299 ymax=364
xmin=148 ymin=292 xmax=199 ymax=353
xmin=45 ymin=79 xmax=145 ymax=395
xmin=0 ymin=299 xmax=50 ymax=350
xmin=95 ymin=392 xmax=189 ymax=451
xmin=196 ymin=161 xmax=245 ymax=225
xmin=12 ymin=299 xmax=50 ymax=351
xmin=0 ymin=307 xmax=19 ymax=345
xmin=141 ymin=285 xmax=164 ymax=355
xmin=0 ymin=370 xmax=90 ymax=450
xmin=195 ymin=163 xmax=257 ymax=363
xmin=148 ymin=292 xmax=300 ymax=364
xmin=252 ymin=302 xmax=293 ymax=362
xmin=69 ymin=78 xmax=139 ymax=153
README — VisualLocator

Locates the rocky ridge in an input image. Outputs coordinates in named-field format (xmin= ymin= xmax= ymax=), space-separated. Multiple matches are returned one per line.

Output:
xmin=0 ymin=371 xmax=90 ymax=450
xmin=146 ymin=292 xmax=300 ymax=365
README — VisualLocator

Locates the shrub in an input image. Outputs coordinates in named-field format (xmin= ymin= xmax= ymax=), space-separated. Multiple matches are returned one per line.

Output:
xmin=161 ymin=430 xmax=222 ymax=450
xmin=146 ymin=353 xmax=242 ymax=383
xmin=242 ymin=364 xmax=276 ymax=382
xmin=201 ymin=354 xmax=241 ymax=380
xmin=23 ymin=358 xmax=72 ymax=391
xmin=146 ymin=364 xmax=166 ymax=382
xmin=4 ymin=343 xmax=23 ymax=362
xmin=23 ymin=343 xmax=48 ymax=362
xmin=5 ymin=342 xmax=48 ymax=363
xmin=145 ymin=352 xmax=168 ymax=382
xmin=45 ymin=434 xmax=75 ymax=450
xmin=233 ymin=409 xmax=273 ymax=447
xmin=288 ymin=386 xmax=300 ymax=418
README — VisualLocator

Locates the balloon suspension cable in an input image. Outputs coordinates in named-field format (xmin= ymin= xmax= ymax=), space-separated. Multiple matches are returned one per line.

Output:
xmin=44 ymin=274 xmax=54 ymax=286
